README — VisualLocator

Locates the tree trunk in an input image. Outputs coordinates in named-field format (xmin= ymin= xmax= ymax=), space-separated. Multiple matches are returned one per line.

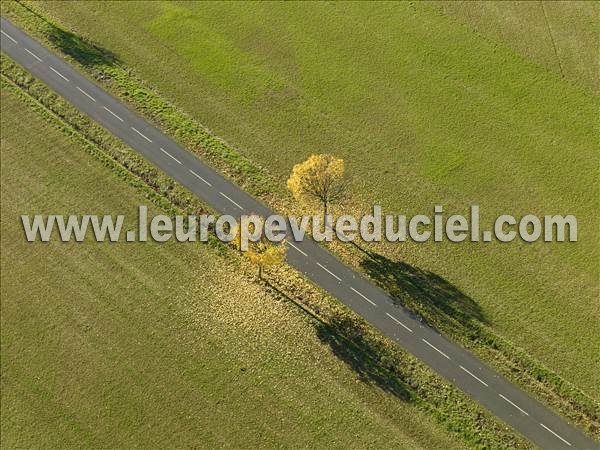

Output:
xmin=323 ymin=201 xmax=329 ymax=231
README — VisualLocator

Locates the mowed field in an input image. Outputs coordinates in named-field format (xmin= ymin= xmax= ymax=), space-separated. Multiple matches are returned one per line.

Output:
xmin=22 ymin=1 xmax=600 ymax=398
xmin=435 ymin=1 xmax=599 ymax=95
xmin=0 ymin=87 xmax=466 ymax=448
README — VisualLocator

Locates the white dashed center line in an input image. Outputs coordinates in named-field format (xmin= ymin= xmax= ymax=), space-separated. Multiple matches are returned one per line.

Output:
xmin=103 ymin=106 xmax=124 ymax=122
xmin=459 ymin=365 xmax=488 ymax=387
xmin=422 ymin=338 xmax=451 ymax=359
xmin=76 ymin=86 xmax=96 ymax=102
xmin=131 ymin=127 xmax=152 ymax=143
xmin=385 ymin=312 xmax=413 ymax=332
xmin=1 ymin=30 xmax=17 ymax=43
xmin=24 ymin=48 xmax=42 ymax=61
xmin=219 ymin=192 xmax=244 ymax=210
xmin=287 ymin=241 xmax=307 ymax=256
xmin=498 ymin=394 xmax=529 ymax=416
xmin=316 ymin=262 xmax=341 ymax=281
xmin=49 ymin=66 xmax=69 ymax=82
xmin=350 ymin=287 xmax=377 ymax=306
xmin=189 ymin=169 xmax=212 ymax=186
xmin=160 ymin=147 xmax=181 ymax=164
xmin=540 ymin=423 xmax=572 ymax=446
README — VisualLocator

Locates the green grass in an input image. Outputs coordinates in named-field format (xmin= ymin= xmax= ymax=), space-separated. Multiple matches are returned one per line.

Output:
xmin=3 ymin=0 xmax=598 ymax=436
xmin=0 ymin=81 xmax=476 ymax=448
xmin=3 ymin=53 xmax=541 ymax=448
xmin=14 ymin=0 xmax=599 ymax=402
xmin=434 ymin=1 xmax=599 ymax=95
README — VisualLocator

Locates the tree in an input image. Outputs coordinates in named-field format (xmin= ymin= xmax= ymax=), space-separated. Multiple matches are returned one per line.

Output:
xmin=233 ymin=214 xmax=262 ymax=254
xmin=287 ymin=154 xmax=348 ymax=221
xmin=232 ymin=215 xmax=285 ymax=280
xmin=245 ymin=241 xmax=286 ymax=280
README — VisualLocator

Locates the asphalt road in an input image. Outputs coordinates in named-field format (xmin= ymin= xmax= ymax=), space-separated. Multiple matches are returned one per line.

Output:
xmin=2 ymin=17 xmax=597 ymax=449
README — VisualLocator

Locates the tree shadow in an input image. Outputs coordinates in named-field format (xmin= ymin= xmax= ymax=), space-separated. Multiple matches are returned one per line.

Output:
xmin=46 ymin=25 xmax=120 ymax=69
xmin=314 ymin=315 xmax=414 ymax=402
xmin=17 ymin=1 xmax=120 ymax=68
xmin=360 ymin=251 xmax=487 ymax=328
xmin=264 ymin=280 xmax=414 ymax=403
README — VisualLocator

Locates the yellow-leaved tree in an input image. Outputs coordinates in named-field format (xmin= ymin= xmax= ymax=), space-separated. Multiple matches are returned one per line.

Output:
xmin=233 ymin=214 xmax=262 ymax=254
xmin=246 ymin=241 xmax=286 ymax=280
xmin=232 ymin=215 xmax=285 ymax=279
xmin=287 ymin=154 xmax=348 ymax=220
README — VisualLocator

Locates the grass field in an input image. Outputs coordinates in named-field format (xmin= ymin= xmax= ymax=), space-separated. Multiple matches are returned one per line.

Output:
xmin=0 ymin=85 xmax=471 ymax=448
xmin=16 ymin=0 xmax=599 ymax=402
xmin=435 ymin=1 xmax=599 ymax=95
